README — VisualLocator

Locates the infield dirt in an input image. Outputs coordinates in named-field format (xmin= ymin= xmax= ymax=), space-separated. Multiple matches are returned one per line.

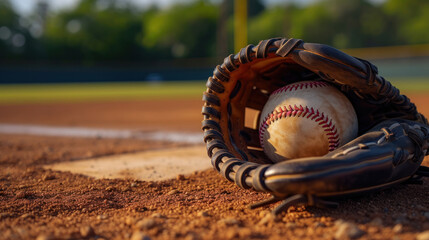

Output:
xmin=0 ymin=96 xmax=428 ymax=240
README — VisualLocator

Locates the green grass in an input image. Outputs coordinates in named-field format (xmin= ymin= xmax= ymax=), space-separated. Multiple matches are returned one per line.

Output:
xmin=389 ymin=77 xmax=429 ymax=94
xmin=0 ymin=78 xmax=427 ymax=104
xmin=0 ymin=81 xmax=207 ymax=104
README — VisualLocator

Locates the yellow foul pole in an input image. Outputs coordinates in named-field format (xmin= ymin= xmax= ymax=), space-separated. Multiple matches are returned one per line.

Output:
xmin=234 ymin=0 xmax=247 ymax=53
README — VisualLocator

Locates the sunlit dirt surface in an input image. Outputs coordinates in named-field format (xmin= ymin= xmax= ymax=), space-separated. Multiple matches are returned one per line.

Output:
xmin=0 ymin=95 xmax=428 ymax=240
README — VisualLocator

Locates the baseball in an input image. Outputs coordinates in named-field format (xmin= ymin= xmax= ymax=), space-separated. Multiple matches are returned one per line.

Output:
xmin=259 ymin=81 xmax=358 ymax=162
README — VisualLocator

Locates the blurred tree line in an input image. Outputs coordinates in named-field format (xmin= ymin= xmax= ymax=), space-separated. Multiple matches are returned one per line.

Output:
xmin=0 ymin=0 xmax=428 ymax=64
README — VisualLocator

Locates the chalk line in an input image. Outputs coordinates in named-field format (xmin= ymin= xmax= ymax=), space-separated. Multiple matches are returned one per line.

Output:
xmin=0 ymin=124 xmax=203 ymax=144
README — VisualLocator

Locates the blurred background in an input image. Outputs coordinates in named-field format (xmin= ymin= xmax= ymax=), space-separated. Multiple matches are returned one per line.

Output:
xmin=0 ymin=0 xmax=428 ymax=101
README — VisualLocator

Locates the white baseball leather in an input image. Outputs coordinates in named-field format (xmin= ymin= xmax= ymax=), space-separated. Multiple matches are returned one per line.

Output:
xmin=259 ymin=81 xmax=358 ymax=162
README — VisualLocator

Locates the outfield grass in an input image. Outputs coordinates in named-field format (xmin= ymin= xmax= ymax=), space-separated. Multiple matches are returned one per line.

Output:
xmin=0 ymin=78 xmax=427 ymax=104
xmin=389 ymin=77 xmax=429 ymax=94
xmin=0 ymin=81 xmax=207 ymax=104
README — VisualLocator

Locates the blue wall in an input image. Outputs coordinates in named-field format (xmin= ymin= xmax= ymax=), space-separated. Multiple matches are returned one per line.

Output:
xmin=0 ymin=65 xmax=213 ymax=84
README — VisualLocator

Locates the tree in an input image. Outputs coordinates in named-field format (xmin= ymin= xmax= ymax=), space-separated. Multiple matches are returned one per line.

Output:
xmin=0 ymin=0 xmax=29 ymax=60
xmin=384 ymin=0 xmax=429 ymax=45
xmin=0 ymin=0 xmax=16 ymax=26
xmin=248 ymin=5 xmax=298 ymax=45
xmin=43 ymin=0 xmax=144 ymax=62
xmin=323 ymin=0 xmax=392 ymax=48
xmin=289 ymin=2 xmax=336 ymax=46
xmin=248 ymin=0 xmax=265 ymax=18
xmin=142 ymin=0 xmax=218 ymax=58
xmin=284 ymin=0 xmax=392 ymax=48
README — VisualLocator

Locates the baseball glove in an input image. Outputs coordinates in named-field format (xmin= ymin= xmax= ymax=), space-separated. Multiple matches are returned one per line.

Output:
xmin=201 ymin=38 xmax=429 ymax=215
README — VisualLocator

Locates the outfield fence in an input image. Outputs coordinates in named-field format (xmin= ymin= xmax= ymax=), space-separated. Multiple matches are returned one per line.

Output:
xmin=1 ymin=44 xmax=428 ymax=84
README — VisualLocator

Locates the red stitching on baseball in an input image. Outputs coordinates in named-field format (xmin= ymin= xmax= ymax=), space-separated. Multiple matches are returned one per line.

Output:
xmin=259 ymin=104 xmax=340 ymax=152
xmin=270 ymin=81 xmax=329 ymax=96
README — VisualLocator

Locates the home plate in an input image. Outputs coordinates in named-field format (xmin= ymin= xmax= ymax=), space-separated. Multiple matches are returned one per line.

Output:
xmin=44 ymin=145 xmax=211 ymax=181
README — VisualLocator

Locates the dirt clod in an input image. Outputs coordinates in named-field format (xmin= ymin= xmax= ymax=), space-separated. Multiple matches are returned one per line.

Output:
xmin=131 ymin=231 xmax=151 ymax=240
xmin=42 ymin=174 xmax=55 ymax=181
xmin=167 ymin=189 xmax=179 ymax=195
xmin=151 ymin=213 xmax=165 ymax=218
xmin=80 ymin=225 xmax=95 ymax=238
xmin=36 ymin=234 xmax=53 ymax=240
xmin=335 ymin=221 xmax=365 ymax=239
xmin=197 ymin=211 xmax=209 ymax=217
xmin=393 ymin=224 xmax=403 ymax=233
xmin=125 ymin=217 xmax=135 ymax=225
xmin=258 ymin=212 xmax=276 ymax=225
xmin=97 ymin=214 xmax=108 ymax=220
xmin=417 ymin=231 xmax=429 ymax=240
xmin=15 ymin=191 xmax=26 ymax=199
xmin=135 ymin=218 xmax=157 ymax=230
xmin=176 ymin=174 xmax=185 ymax=180
xmin=218 ymin=218 xmax=241 ymax=226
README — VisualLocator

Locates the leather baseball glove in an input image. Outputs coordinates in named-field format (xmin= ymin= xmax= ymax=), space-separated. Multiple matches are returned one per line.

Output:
xmin=201 ymin=38 xmax=429 ymax=215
